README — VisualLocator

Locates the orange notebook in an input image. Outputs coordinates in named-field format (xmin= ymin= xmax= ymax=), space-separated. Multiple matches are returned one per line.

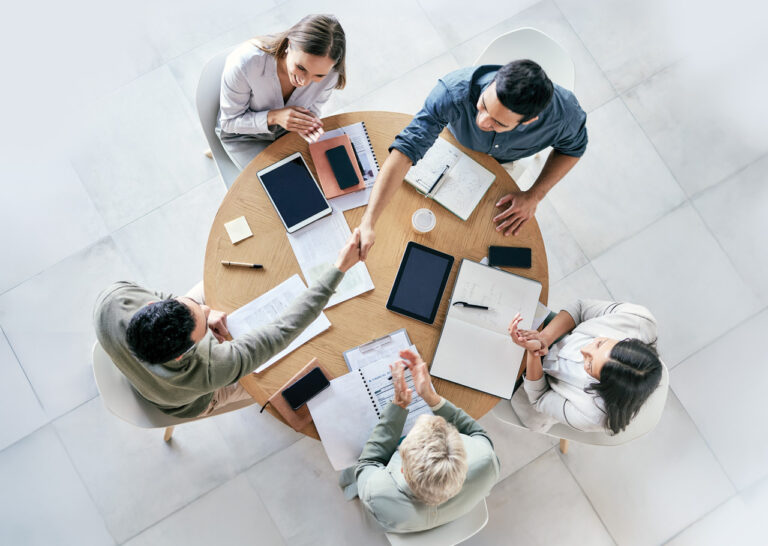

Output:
xmin=308 ymin=135 xmax=366 ymax=198
xmin=265 ymin=358 xmax=331 ymax=431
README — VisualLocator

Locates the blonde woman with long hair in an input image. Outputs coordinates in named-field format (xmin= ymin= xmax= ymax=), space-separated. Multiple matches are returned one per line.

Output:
xmin=216 ymin=14 xmax=346 ymax=173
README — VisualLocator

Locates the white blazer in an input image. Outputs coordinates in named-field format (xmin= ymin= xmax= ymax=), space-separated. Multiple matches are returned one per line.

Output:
xmin=217 ymin=42 xmax=338 ymax=138
xmin=511 ymin=299 xmax=658 ymax=433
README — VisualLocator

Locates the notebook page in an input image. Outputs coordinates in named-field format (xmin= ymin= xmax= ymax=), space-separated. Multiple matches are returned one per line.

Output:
xmin=307 ymin=370 xmax=379 ymax=470
xmin=433 ymin=154 xmax=495 ymax=221
xmin=406 ymin=138 xmax=461 ymax=193
xmin=361 ymin=350 xmax=432 ymax=435
xmin=449 ymin=260 xmax=541 ymax=335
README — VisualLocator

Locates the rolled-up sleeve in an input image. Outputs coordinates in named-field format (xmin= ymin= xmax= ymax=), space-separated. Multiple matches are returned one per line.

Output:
xmin=390 ymin=80 xmax=460 ymax=165
xmin=552 ymin=104 xmax=588 ymax=157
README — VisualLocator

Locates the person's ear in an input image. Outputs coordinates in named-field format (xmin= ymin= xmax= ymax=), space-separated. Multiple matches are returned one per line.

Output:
xmin=521 ymin=116 xmax=539 ymax=126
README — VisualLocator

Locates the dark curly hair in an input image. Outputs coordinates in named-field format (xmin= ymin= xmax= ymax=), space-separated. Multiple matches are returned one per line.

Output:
xmin=494 ymin=59 xmax=554 ymax=122
xmin=126 ymin=300 xmax=196 ymax=364
xmin=586 ymin=339 xmax=663 ymax=434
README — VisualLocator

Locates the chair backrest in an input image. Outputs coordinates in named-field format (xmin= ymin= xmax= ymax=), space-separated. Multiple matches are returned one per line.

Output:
xmin=385 ymin=499 xmax=489 ymax=546
xmin=92 ymin=342 xmax=190 ymax=428
xmin=473 ymin=27 xmax=575 ymax=92
xmin=492 ymin=361 xmax=670 ymax=447
xmin=195 ymin=47 xmax=241 ymax=188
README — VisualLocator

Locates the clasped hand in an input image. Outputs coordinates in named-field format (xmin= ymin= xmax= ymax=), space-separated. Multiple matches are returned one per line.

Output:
xmin=390 ymin=349 xmax=441 ymax=409
xmin=268 ymin=106 xmax=324 ymax=143
xmin=508 ymin=313 xmax=548 ymax=357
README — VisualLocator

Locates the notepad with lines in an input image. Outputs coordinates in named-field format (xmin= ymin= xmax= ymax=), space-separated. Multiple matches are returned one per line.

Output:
xmin=430 ymin=259 xmax=542 ymax=398
xmin=404 ymin=138 xmax=496 ymax=221
xmin=307 ymin=347 xmax=431 ymax=470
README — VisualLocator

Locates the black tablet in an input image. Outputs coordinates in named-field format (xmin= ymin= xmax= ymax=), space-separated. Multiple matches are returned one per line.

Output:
xmin=256 ymin=152 xmax=332 ymax=233
xmin=386 ymin=242 xmax=454 ymax=324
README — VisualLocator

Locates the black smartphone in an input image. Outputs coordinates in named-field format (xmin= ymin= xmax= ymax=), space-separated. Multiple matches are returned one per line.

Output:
xmin=325 ymin=145 xmax=360 ymax=189
xmin=281 ymin=367 xmax=330 ymax=410
xmin=488 ymin=246 xmax=532 ymax=268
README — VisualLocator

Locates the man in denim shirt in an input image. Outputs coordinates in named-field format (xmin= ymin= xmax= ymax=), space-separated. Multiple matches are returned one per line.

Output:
xmin=359 ymin=60 xmax=587 ymax=258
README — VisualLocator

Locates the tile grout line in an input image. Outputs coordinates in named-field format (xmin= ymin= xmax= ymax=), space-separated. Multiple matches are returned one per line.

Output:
xmin=554 ymin=447 xmax=620 ymax=545
xmin=0 ymin=393 xmax=101 ymax=458
xmin=667 ymin=383 xmax=741 ymax=494
xmin=662 ymin=493 xmax=738 ymax=544
xmin=0 ymin=325 xmax=46 ymax=411
xmin=49 ymin=422 xmax=121 ymax=545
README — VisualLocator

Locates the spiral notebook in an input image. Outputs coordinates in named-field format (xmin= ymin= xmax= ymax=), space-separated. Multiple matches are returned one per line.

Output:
xmin=404 ymin=137 xmax=495 ymax=221
xmin=307 ymin=346 xmax=432 ymax=470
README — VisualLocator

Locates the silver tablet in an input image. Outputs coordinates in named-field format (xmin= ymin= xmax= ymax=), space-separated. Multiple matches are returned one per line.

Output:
xmin=256 ymin=152 xmax=332 ymax=233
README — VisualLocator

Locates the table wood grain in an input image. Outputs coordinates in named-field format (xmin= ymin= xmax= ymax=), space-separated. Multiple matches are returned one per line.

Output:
xmin=204 ymin=111 xmax=549 ymax=439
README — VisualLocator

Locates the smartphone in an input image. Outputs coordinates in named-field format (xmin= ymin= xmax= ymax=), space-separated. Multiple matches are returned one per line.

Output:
xmin=325 ymin=145 xmax=360 ymax=189
xmin=281 ymin=367 xmax=330 ymax=410
xmin=488 ymin=246 xmax=532 ymax=268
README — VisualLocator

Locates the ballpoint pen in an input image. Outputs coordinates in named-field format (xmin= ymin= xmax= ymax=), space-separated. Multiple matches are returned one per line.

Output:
xmin=452 ymin=301 xmax=489 ymax=310
xmin=221 ymin=261 xmax=264 ymax=269
xmin=427 ymin=164 xmax=450 ymax=195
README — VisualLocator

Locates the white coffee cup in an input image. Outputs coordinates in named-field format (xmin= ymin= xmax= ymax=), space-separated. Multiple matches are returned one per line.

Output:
xmin=412 ymin=208 xmax=436 ymax=233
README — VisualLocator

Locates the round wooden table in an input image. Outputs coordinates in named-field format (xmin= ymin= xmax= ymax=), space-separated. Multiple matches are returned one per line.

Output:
xmin=204 ymin=111 xmax=549 ymax=439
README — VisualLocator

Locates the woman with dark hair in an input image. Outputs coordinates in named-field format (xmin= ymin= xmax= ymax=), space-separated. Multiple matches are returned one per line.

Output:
xmin=216 ymin=14 xmax=346 ymax=170
xmin=507 ymin=300 xmax=663 ymax=434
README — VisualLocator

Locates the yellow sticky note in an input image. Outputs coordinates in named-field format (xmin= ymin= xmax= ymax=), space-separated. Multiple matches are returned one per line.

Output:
xmin=224 ymin=216 xmax=253 ymax=244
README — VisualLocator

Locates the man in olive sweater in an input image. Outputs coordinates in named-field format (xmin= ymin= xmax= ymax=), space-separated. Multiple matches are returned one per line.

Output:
xmin=93 ymin=230 xmax=360 ymax=418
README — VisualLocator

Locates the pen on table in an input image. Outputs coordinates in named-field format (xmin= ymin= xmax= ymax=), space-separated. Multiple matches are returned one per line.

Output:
xmin=452 ymin=301 xmax=489 ymax=310
xmin=427 ymin=164 xmax=450 ymax=195
xmin=221 ymin=261 xmax=264 ymax=269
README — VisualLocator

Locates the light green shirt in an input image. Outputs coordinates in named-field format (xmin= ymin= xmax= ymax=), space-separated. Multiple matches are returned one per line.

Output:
xmin=354 ymin=399 xmax=500 ymax=533
xmin=93 ymin=266 xmax=343 ymax=417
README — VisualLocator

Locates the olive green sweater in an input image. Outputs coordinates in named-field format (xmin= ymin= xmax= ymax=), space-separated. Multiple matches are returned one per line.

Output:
xmin=93 ymin=267 xmax=343 ymax=417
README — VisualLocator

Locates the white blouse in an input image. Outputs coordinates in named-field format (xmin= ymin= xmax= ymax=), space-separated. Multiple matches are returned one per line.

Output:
xmin=218 ymin=42 xmax=339 ymax=137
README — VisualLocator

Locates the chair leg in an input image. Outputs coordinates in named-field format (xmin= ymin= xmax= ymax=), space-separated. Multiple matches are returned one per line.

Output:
xmin=204 ymin=148 xmax=213 ymax=159
xmin=163 ymin=426 xmax=175 ymax=442
xmin=559 ymin=438 xmax=568 ymax=454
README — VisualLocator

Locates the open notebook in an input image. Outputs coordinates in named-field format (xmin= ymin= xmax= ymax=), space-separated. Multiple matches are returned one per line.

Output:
xmin=404 ymin=138 xmax=495 ymax=221
xmin=307 ymin=346 xmax=431 ymax=470
xmin=430 ymin=259 xmax=542 ymax=398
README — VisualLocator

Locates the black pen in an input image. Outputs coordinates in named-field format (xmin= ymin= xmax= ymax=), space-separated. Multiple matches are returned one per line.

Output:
xmin=221 ymin=261 xmax=264 ymax=269
xmin=452 ymin=301 xmax=489 ymax=310
xmin=427 ymin=164 xmax=450 ymax=195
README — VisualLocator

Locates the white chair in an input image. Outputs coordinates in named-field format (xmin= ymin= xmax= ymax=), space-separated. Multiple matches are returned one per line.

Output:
xmin=92 ymin=342 xmax=251 ymax=441
xmin=492 ymin=362 xmax=670 ymax=453
xmin=474 ymin=27 xmax=575 ymax=189
xmin=196 ymin=47 xmax=241 ymax=189
xmin=385 ymin=499 xmax=489 ymax=546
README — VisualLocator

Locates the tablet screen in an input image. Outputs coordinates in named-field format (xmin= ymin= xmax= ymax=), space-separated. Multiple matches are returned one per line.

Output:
xmin=387 ymin=242 xmax=454 ymax=324
xmin=258 ymin=154 xmax=330 ymax=231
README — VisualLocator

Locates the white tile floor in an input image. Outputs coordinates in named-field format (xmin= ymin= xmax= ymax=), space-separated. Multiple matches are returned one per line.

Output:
xmin=1 ymin=1 xmax=767 ymax=544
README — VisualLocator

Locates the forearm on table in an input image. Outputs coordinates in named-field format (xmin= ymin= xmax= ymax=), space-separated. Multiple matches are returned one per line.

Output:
xmin=361 ymin=149 xmax=412 ymax=228
xmin=527 ymin=151 xmax=580 ymax=200
xmin=540 ymin=310 xmax=577 ymax=346
xmin=524 ymin=350 xmax=544 ymax=381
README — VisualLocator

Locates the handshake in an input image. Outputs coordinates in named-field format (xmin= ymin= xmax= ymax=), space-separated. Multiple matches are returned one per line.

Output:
xmin=333 ymin=228 xmax=362 ymax=273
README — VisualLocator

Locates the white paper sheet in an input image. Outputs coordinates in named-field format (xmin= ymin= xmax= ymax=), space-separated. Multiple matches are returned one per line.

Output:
xmin=226 ymin=275 xmax=331 ymax=373
xmin=405 ymin=138 xmax=495 ymax=221
xmin=342 ymin=328 xmax=411 ymax=371
xmin=308 ymin=346 xmax=432 ymax=470
xmin=287 ymin=208 xmax=374 ymax=308
xmin=320 ymin=122 xmax=379 ymax=211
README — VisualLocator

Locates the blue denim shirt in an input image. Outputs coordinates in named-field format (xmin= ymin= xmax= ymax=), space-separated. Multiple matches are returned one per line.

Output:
xmin=391 ymin=65 xmax=588 ymax=165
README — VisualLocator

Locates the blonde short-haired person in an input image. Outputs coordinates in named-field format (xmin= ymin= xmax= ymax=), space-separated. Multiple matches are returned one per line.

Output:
xmin=341 ymin=350 xmax=500 ymax=533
